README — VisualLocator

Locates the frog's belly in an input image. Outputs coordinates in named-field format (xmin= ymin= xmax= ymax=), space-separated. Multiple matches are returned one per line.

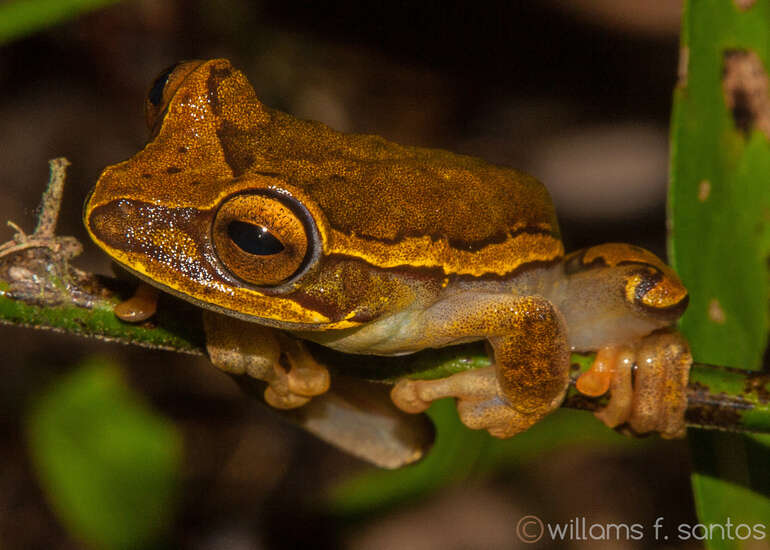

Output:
xmin=294 ymin=301 xmax=476 ymax=356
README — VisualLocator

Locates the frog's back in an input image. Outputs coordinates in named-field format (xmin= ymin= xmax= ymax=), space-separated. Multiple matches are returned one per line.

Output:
xmin=221 ymin=107 xmax=561 ymax=276
xmin=212 ymin=63 xmax=563 ymax=276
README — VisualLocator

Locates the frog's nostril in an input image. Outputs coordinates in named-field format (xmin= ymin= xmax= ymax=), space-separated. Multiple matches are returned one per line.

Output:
xmin=640 ymin=277 xmax=688 ymax=310
xmin=117 ymin=199 xmax=133 ymax=217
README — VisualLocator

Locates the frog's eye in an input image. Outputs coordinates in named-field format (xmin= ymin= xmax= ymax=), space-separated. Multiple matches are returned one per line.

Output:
xmin=212 ymin=192 xmax=314 ymax=286
xmin=144 ymin=60 xmax=205 ymax=132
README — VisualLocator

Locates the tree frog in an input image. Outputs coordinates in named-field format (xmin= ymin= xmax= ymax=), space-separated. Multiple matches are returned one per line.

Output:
xmin=84 ymin=59 xmax=691 ymax=449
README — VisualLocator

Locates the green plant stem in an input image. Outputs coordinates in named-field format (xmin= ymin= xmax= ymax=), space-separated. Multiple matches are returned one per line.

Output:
xmin=1 ymin=243 xmax=769 ymax=434
xmin=3 ymin=159 xmax=769 ymax=435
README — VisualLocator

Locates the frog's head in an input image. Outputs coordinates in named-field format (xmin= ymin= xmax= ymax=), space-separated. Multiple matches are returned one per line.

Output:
xmin=86 ymin=58 xmax=566 ymax=330
xmin=84 ymin=59 xmax=351 ymax=329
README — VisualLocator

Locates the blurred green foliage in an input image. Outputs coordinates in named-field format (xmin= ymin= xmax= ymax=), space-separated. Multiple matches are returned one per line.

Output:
xmin=25 ymin=359 xmax=182 ymax=549
xmin=328 ymin=400 xmax=640 ymax=516
xmin=0 ymin=0 xmax=121 ymax=45
xmin=669 ymin=0 xmax=770 ymax=546
xmin=9 ymin=0 xmax=770 ymax=543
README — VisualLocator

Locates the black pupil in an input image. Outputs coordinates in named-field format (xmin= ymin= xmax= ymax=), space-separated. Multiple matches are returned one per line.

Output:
xmin=148 ymin=63 xmax=179 ymax=106
xmin=227 ymin=221 xmax=285 ymax=255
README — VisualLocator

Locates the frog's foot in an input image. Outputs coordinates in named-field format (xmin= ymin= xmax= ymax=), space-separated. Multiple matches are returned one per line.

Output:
xmin=576 ymin=345 xmax=618 ymax=397
xmin=589 ymin=346 xmax=635 ymax=429
xmin=584 ymin=331 xmax=691 ymax=438
xmin=628 ymin=331 xmax=691 ymax=438
xmin=203 ymin=311 xmax=330 ymax=410
xmin=392 ymin=366 xmax=555 ymax=438
xmin=264 ymin=337 xmax=331 ymax=409
xmin=113 ymin=283 xmax=160 ymax=323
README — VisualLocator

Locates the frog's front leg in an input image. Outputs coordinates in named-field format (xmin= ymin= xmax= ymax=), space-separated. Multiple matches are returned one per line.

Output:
xmin=391 ymin=296 xmax=570 ymax=438
xmin=203 ymin=311 xmax=330 ymax=409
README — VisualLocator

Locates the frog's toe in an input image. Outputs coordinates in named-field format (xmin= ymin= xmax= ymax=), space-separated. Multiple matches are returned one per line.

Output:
xmin=390 ymin=379 xmax=431 ymax=413
xmin=113 ymin=283 xmax=161 ymax=323
xmin=456 ymin=395 xmax=538 ymax=438
xmin=592 ymin=331 xmax=690 ymax=438
xmin=391 ymin=367 xmax=498 ymax=415
xmin=281 ymin=344 xmax=331 ymax=397
xmin=591 ymin=346 xmax=635 ymax=429
xmin=576 ymin=345 xmax=618 ymax=397
xmin=391 ymin=367 xmax=544 ymax=438
xmin=264 ymin=385 xmax=311 ymax=409
xmin=287 ymin=363 xmax=330 ymax=397
xmin=263 ymin=362 xmax=328 ymax=409
xmin=628 ymin=331 xmax=690 ymax=438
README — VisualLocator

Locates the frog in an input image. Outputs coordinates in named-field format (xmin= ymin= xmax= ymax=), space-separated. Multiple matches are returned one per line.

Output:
xmin=84 ymin=59 xmax=692 ymax=458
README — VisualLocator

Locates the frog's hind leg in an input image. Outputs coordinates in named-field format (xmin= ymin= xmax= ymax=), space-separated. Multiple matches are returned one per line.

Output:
xmin=579 ymin=330 xmax=690 ymax=438
xmin=392 ymin=366 xmax=542 ymax=437
xmin=629 ymin=331 xmax=690 ymax=438
xmin=391 ymin=295 xmax=570 ymax=438
xmin=203 ymin=311 xmax=330 ymax=409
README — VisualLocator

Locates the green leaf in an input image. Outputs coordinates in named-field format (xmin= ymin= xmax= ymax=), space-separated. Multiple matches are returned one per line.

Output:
xmin=669 ymin=0 xmax=770 ymax=545
xmin=0 ymin=0 xmax=122 ymax=45
xmin=25 ymin=359 xmax=182 ymax=549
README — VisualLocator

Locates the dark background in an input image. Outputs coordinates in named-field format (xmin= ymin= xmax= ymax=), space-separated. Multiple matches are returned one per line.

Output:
xmin=0 ymin=1 xmax=698 ymax=548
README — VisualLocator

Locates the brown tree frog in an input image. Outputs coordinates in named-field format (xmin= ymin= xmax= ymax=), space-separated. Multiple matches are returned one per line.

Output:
xmin=84 ymin=59 xmax=691 ymax=448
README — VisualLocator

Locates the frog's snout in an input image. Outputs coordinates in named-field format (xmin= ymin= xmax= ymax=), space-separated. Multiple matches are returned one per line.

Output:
xmin=625 ymin=265 xmax=689 ymax=320
xmin=85 ymin=198 xmax=135 ymax=246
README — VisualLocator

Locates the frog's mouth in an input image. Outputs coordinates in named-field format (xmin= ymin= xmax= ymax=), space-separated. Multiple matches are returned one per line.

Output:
xmin=85 ymin=198 xmax=214 ymax=286
xmin=85 ymin=198 xmax=352 ymax=329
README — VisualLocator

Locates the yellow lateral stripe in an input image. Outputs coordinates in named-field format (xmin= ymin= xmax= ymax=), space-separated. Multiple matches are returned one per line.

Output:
xmin=330 ymin=230 xmax=563 ymax=276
